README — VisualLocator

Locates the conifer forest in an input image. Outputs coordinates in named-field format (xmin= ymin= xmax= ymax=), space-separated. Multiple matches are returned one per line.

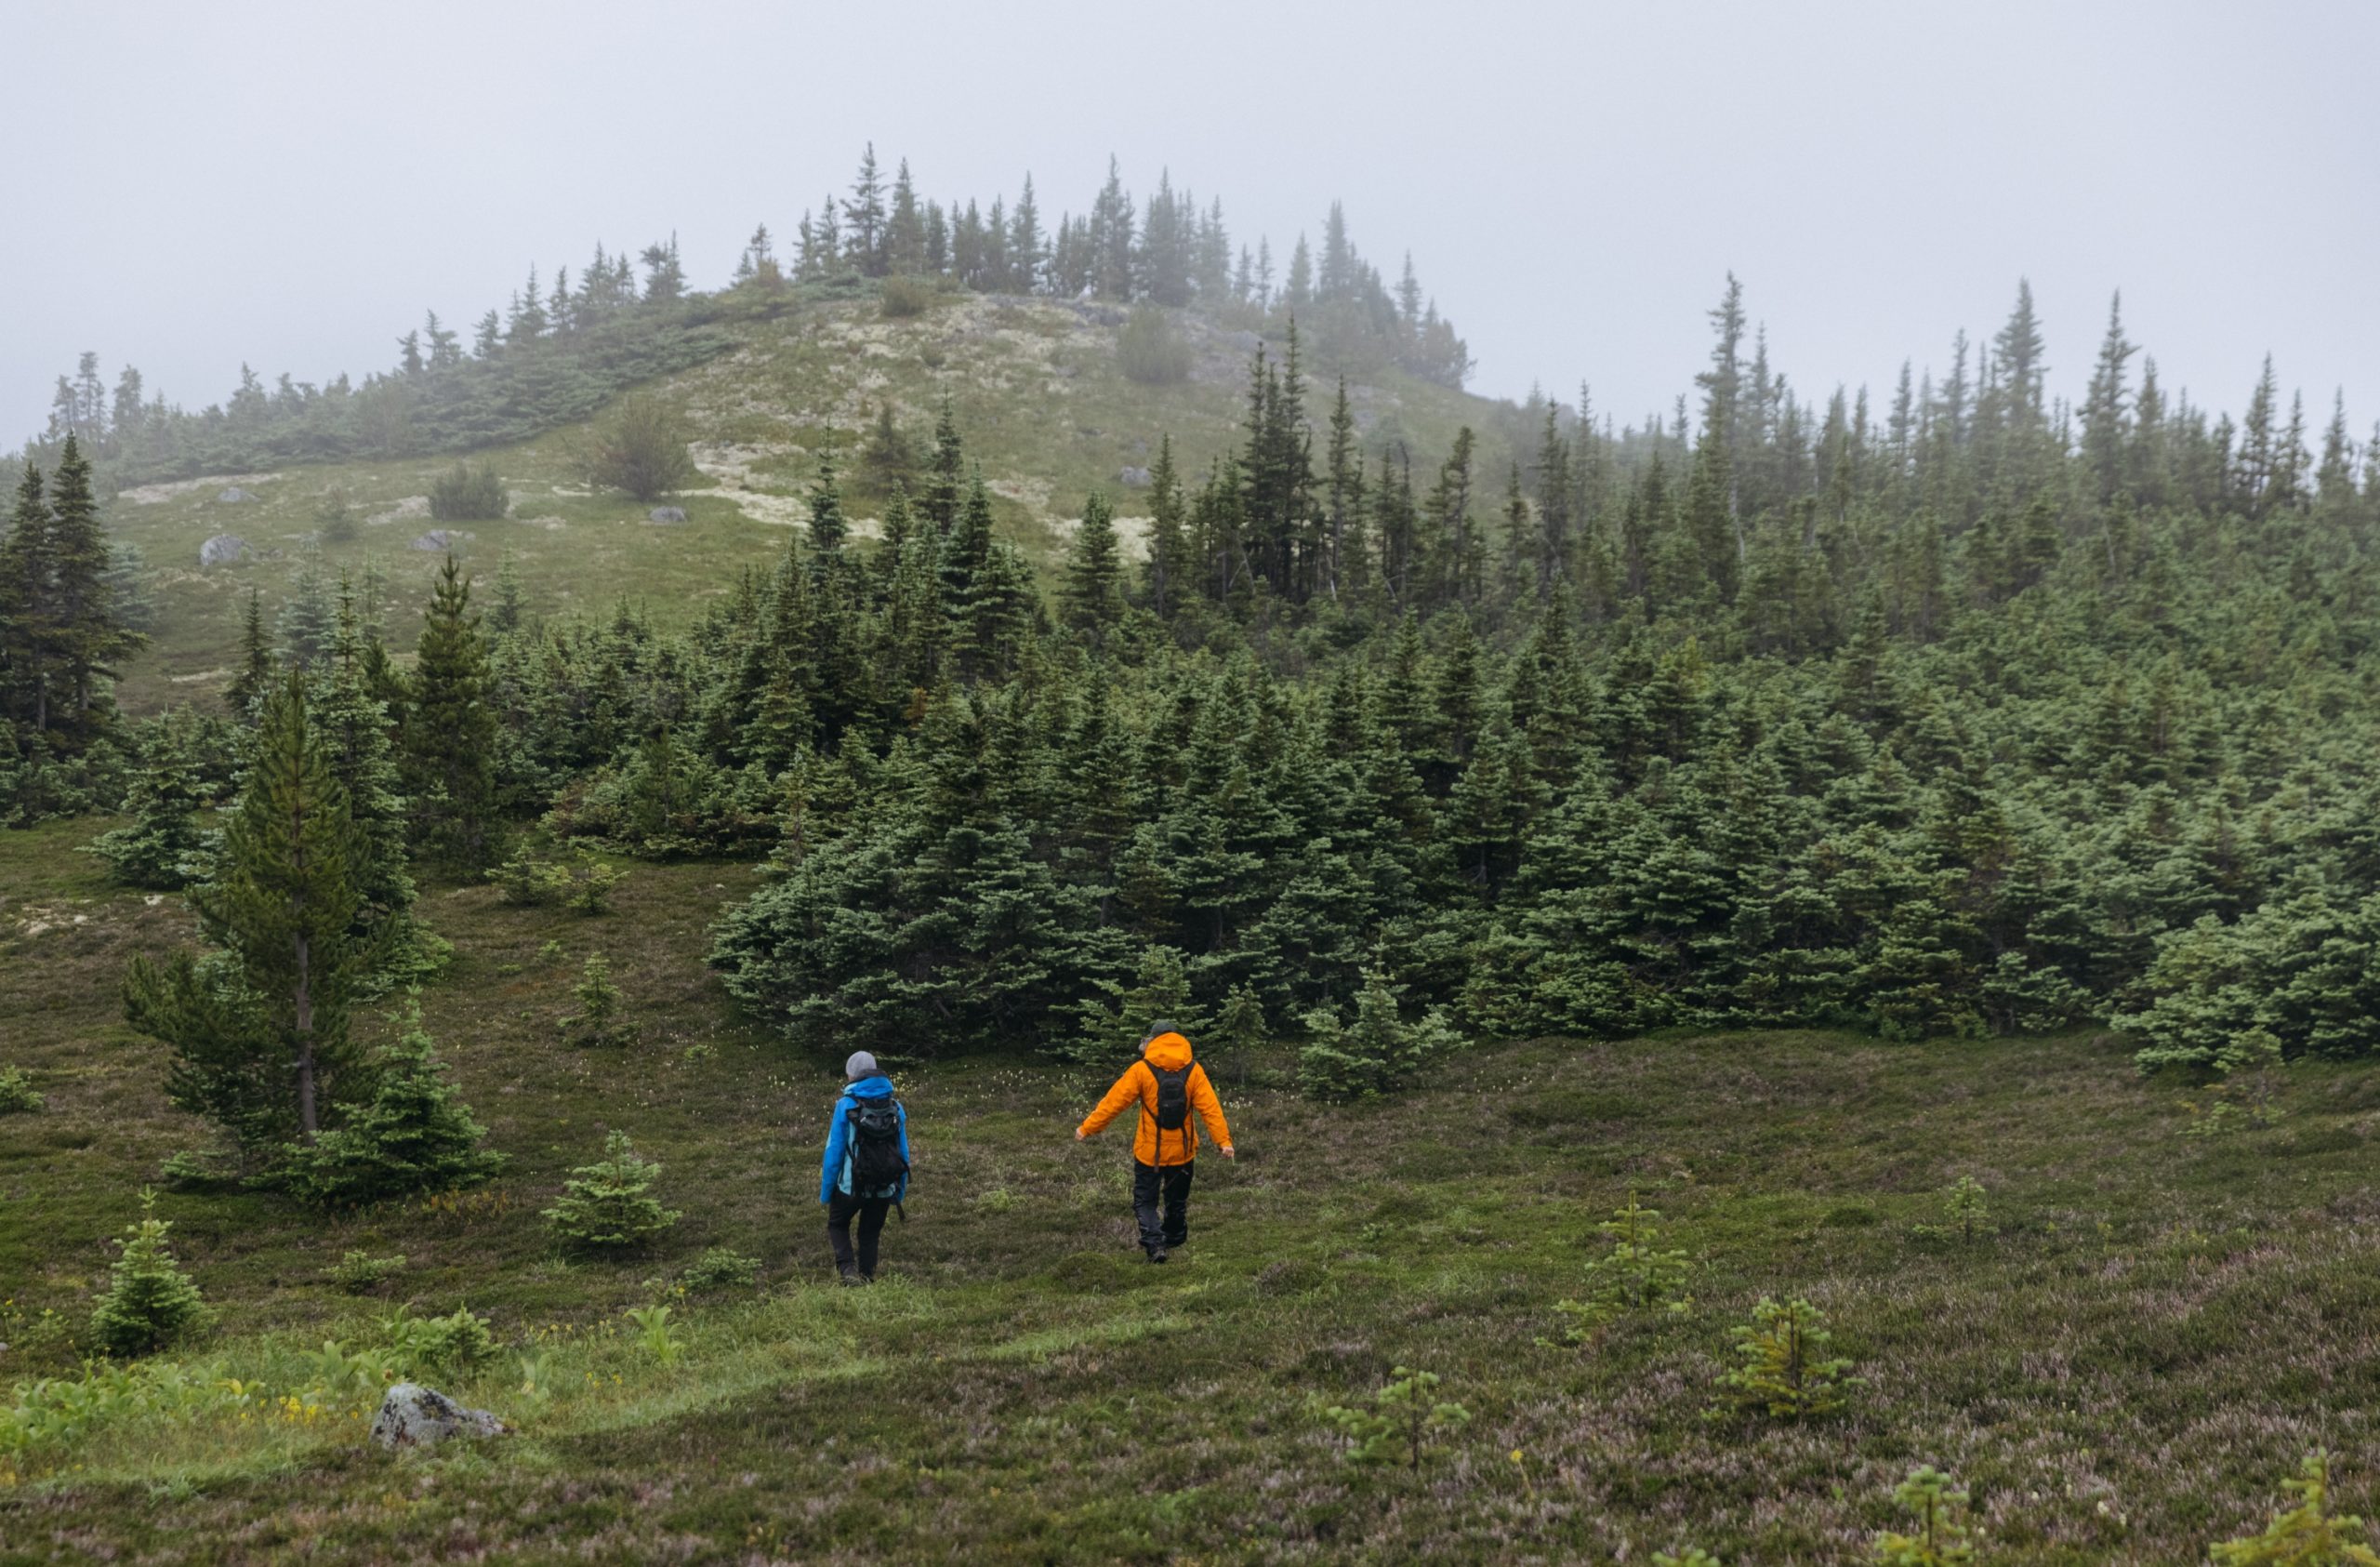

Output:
xmin=5 ymin=118 xmax=2380 ymax=1565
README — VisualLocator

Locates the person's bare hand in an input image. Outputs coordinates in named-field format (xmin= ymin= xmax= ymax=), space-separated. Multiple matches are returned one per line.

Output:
xmin=1074 ymin=1129 xmax=1087 ymax=1141
xmin=1222 ymin=1145 xmax=1236 ymax=1160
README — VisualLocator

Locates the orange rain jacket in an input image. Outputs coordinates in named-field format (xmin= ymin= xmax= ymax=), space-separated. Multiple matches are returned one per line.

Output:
xmin=1078 ymin=1032 xmax=1232 ymax=1167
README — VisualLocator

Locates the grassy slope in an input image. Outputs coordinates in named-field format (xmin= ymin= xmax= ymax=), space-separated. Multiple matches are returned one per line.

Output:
xmin=103 ymin=294 xmax=1514 ymax=716
xmin=6 ymin=822 xmax=2379 ymax=1562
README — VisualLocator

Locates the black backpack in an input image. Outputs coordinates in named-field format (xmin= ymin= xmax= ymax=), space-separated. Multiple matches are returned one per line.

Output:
xmin=846 ymin=1096 xmax=908 ymax=1200
xmin=1147 ymin=1061 xmax=1193 ymax=1160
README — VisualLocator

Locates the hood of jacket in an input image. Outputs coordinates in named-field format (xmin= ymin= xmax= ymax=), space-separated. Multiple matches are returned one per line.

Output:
xmin=1142 ymin=1032 xmax=1193 ymax=1069
xmin=842 ymin=1072 xmax=895 ymax=1101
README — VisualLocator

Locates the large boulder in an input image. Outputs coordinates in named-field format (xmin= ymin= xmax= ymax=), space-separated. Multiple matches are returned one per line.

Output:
xmin=216 ymin=486 xmax=258 ymax=504
xmin=646 ymin=506 xmax=688 ymax=525
xmin=409 ymin=528 xmax=468 ymax=552
xmin=368 ymin=1383 xmax=505 ymax=1451
xmin=1118 ymin=467 xmax=1152 ymax=489
xmin=198 ymin=534 xmax=248 ymax=568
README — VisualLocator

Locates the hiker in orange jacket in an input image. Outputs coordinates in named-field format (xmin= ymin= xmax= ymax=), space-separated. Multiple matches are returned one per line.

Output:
xmin=1075 ymin=1021 xmax=1233 ymax=1263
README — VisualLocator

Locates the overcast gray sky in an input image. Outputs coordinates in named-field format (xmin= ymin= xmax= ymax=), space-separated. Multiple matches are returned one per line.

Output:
xmin=6 ymin=0 xmax=2374 ymax=448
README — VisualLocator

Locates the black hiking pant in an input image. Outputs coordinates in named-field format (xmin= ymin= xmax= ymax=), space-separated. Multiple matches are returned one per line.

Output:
xmin=1133 ymin=1161 xmax=1194 ymax=1253
xmin=826 ymin=1191 xmax=892 ymax=1279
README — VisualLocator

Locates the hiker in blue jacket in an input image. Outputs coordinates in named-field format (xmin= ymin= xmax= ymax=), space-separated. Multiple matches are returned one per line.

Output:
xmin=819 ymin=1051 xmax=911 ymax=1284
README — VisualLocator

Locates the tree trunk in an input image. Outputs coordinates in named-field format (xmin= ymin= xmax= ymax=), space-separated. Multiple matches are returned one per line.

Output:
xmin=293 ymin=930 xmax=317 ymax=1142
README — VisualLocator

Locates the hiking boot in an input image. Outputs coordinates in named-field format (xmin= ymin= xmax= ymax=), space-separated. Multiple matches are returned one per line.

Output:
xmin=837 ymin=1267 xmax=863 ymax=1286
xmin=1146 ymin=1247 xmax=1170 ymax=1264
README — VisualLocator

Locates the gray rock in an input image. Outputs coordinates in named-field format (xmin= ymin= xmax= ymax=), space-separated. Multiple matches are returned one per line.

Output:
xmin=198 ymin=534 xmax=248 ymax=568
xmin=369 ymin=1383 xmax=505 ymax=1451
xmin=1118 ymin=467 xmax=1152 ymax=489
xmin=646 ymin=506 xmax=688 ymax=525
xmin=216 ymin=486 xmax=258 ymax=504
xmin=408 ymin=529 xmax=467 ymax=552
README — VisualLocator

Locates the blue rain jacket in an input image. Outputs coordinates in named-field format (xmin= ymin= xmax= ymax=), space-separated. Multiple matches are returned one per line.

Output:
xmin=819 ymin=1072 xmax=910 ymax=1203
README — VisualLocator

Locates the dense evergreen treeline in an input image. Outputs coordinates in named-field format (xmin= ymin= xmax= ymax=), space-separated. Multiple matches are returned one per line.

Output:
xmin=73 ymin=273 xmax=2380 ymax=1110
xmin=17 ymin=149 xmax=1468 ymax=490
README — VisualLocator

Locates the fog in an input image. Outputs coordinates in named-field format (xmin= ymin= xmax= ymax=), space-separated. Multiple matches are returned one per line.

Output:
xmin=5 ymin=0 xmax=2373 ymax=444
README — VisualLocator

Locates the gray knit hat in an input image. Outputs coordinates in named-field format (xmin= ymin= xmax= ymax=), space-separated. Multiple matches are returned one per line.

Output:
xmin=1144 ymin=1020 xmax=1179 ymax=1045
xmin=845 ymin=1050 xmax=879 ymax=1081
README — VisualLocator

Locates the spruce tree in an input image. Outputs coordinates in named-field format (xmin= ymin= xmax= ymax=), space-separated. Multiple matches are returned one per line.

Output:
xmin=0 ymin=463 xmax=53 ymax=733
xmin=276 ymin=999 xmax=504 ymax=1206
xmin=1299 ymin=967 xmax=1458 ymax=1101
xmin=225 ymin=585 xmax=273 ymax=716
xmin=1143 ymin=434 xmax=1189 ymax=617
xmin=82 ymin=707 xmax=211 ymax=889
xmin=1073 ymin=942 xmax=1208 ymax=1060
xmin=276 ymin=545 xmax=337 ymax=669
xmin=317 ymin=580 xmax=423 ymax=974
xmin=2212 ymin=1451 xmax=2380 ymax=1566
xmin=126 ymin=672 xmax=369 ymax=1148
xmin=44 ymin=435 xmax=139 ymax=736
xmin=1061 ymin=492 xmax=1125 ymax=645
xmin=403 ymin=555 xmax=497 ymax=869
xmin=89 ymin=1190 xmax=209 ymax=1357
xmin=544 ymin=1130 xmax=680 ymax=1252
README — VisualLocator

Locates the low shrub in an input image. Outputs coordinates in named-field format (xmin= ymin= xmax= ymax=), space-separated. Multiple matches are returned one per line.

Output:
xmin=380 ymin=1304 xmax=496 ymax=1376
xmin=678 ymin=1247 xmax=761 ymax=1293
xmin=587 ymin=392 xmax=696 ymax=501
xmin=156 ymin=1148 xmax=243 ymax=1192
xmin=1118 ymin=305 xmax=1191 ymax=384
xmin=879 ymin=274 xmax=935 ymax=318
xmin=429 ymin=460 xmax=508 ymax=522
xmin=0 ymin=1065 xmax=42 ymax=1114
xmin=491 ymin=842 xmax=626 ymax=913
xmin=324 ymin=1250 xmax=407 ymax=1295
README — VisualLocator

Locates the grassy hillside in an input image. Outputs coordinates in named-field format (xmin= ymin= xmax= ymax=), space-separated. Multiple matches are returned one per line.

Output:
xmin=99 ymin=293 xmax=1513 ymax=716
xmin=6 ymin=820 xmax=2378 ymax=1563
